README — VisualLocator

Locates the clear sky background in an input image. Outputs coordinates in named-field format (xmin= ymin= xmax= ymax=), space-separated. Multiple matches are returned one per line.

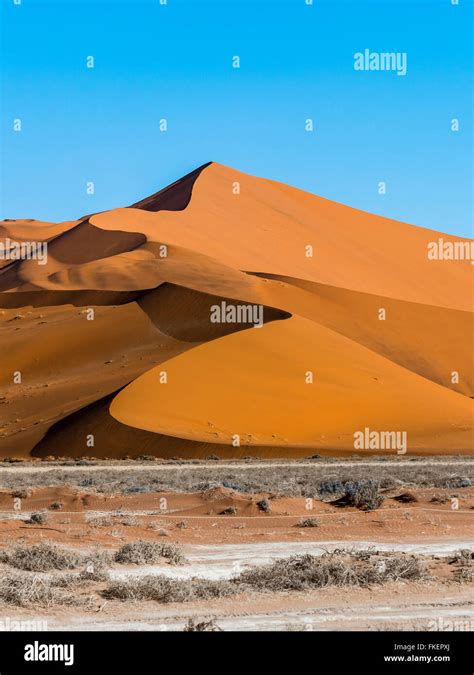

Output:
xmin=0 ymin=0 xmax=472 ymax=237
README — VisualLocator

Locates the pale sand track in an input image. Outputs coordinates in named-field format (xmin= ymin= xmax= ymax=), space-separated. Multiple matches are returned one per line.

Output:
xmin=1 ymin=459 xmax=473 ymax=473
xmin=10 ymin=579 xmax=473 ymax=632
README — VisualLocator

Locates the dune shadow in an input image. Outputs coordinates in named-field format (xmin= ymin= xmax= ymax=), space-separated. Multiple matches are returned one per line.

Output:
xmin=137 ymin=282 xmax=291 ymax=342
xmin=128 ymin=162 xmax=212 ymax=212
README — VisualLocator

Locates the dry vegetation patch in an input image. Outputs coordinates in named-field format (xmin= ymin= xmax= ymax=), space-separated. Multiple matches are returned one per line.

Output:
xmin=104 ymin=576 xmax=235 ymax=603
xmin=0 ymin=543 xmax=82 ymax=572
xmin=0 ymin=574 xmax=91 ymax=607
xmin=236 ymin=550 xmax=427 ymax=591
xmin=114 ymin=541 xmax=186 ymax=566
xmin=103 ymin=550 xmax=429 ymax=604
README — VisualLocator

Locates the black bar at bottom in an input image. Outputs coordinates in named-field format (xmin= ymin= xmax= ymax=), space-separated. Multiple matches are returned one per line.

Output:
xmin=0 ymin=631 xmax=471 ymax=673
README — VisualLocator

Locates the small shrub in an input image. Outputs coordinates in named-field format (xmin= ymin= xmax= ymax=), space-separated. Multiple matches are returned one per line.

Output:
xmin=297 ymin=518 xmax=321 ymax=528
xmin=237 ymin=550 xmax=426 ymax=592
xmin=220 ymin=506 xmax=237 ymax=515
xmin=331 ymin=480 xmax=383 ymax=511
xmin=450 ymin=549 xmax=473 ymax=565
xmin=114 ymin=541 xmax=186 ymax=566
xmin=86 ymin=515 xmax=114 ymax=528
xmin=318 ymin=479 xmax=345 ymax=498
xmin=184 ymin=618 xmax=222 ymax=632
xmin=28 ymin=511 xmax=48 ymax=525
xmin=393 ymin=492 xmax=418 ymax=503
xmin=430 ymin=494 xmax=449 ymax=504
xmin=119 ymin=517 xmax=140 ymax=527
xmin=11 ymin=489 xmax=31 ymax=499
xmin=256 ymin=498 xmax=270 ymax=513
xmin=453 ymin=568 xmax=474 ymax=583
xmin=450 ymin=549 xmax=473 ymax=583
xmin=49 ymin=501 xmax=64 ymax=511
xmin=104 ymin=576 xmax=235 ymax=603
xmin=0 ymin=574 xmax=80 ymax=607
xmin=0 ymin=543 xmax=81 ymax=572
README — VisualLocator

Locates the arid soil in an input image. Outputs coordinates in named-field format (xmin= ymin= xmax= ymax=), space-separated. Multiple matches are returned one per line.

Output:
xmin=0 ymin=460 xmax=472 ymax=632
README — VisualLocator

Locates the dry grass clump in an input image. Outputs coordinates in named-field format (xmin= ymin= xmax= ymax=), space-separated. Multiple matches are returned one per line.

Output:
xmin=114 ymin=541 xmax=186 ymax=566
xmin=236 ymin=550 xmax=427 ymax=592
xmin=0 ymin=543 xmax=82 ymax=572
xmin=453 ymin=568 xmax=474 ymax=583
xmin=49 ymin=573 xmax=91 ymax=589
xmin=451 ymin=549 xmax=473 ymax=564
xmin=184 ymin=618 xmax=222 ymax=632
xmin=0 ymin=543 xmax=112 ymax=574
xmin=104 ymin=576 xmax=235 ymax=603
xmin=119 ymin=517 xmax=140 ymax=527
xmin=0 ymin=573 xmax=85 ymax=607
xmin=86 ymin=515 xmax=114 ymax=528
xmin=297 ymin=518 xmax=321 ymax=528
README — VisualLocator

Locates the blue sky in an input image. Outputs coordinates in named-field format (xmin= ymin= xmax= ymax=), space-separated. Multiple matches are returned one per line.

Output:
xmin=0 ymin=0 xmax=472 ymax=237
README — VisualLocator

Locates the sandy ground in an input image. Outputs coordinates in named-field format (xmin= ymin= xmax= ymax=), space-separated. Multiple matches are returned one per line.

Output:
xmin=1 ymin=561 xmax=472 ymax=632
xmin=35 ymin=584 xmax=474 ymax=632
xmin=0 ymin=483 xmax=473 ymax=547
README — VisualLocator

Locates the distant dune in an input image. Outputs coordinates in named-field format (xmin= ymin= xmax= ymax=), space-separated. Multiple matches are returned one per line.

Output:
xmin=0 ymin=162 xmax=472 ymax=457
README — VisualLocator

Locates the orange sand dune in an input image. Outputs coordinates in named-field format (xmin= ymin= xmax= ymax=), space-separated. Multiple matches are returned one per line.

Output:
xmin=110 ymin=315 xmax=473 ymax=453
xmin=253 ymin=275 xmax=474 ymax=397
xmin=0 ymin=218 xmax=80 ymax=242
xmin=0 ymin=162 xmax=472 ymax=457
xmin=91 ymin=163 xmax=472 ymax=312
